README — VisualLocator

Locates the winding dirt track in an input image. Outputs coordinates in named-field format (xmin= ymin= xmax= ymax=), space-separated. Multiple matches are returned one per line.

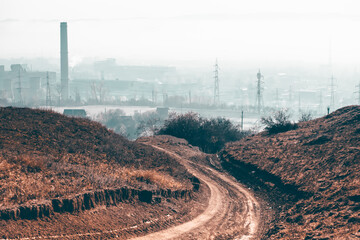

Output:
xmin=5 ymin=144 xmax=262 ymax=240
xmin=131 ymin=145 xmax=262 ymax=240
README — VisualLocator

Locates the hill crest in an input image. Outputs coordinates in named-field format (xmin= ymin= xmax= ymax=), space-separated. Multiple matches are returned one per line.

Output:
xmin=0 ymin=107 xmax=192 ymax=207
xmin=222 ymin=105 xmax=360 ymax=239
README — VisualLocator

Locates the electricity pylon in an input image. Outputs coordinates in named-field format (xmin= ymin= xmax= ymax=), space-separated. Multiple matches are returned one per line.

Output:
xmin=256 ymin=69 xmax=264 ymax=113
xmin=46 ymin=72 xmax=52 ymax=107
xmin=214 ymin=59 xmax=220 ymax=105
xmin=329 ymin=75 xmax=336 ymax=111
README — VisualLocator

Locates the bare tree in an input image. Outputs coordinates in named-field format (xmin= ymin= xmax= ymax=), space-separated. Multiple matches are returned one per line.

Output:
xmin=91 ymin=82 xmax=107 ymax=104
xmin=55 ymin=84 xmax=63 ymax=106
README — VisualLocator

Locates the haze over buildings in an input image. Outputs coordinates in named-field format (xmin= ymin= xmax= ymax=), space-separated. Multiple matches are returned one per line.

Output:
xmin=0 ymin=0 xmax=359 ymax=114
xmin=1 ymin=0 xmax=360 ymax=65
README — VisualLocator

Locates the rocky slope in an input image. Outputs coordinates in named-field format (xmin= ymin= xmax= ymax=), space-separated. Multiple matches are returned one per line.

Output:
xmin=222 ymin=105 xmax=360 ymax=239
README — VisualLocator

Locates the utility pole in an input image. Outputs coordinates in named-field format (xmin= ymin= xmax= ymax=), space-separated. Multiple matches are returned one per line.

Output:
xmin=214 ymin=59 xmax=220 ymax=105
xmin=319 ymin=90 xmax=323 ymax=114
xmin=46 ymin=71 xmax=52 ymax=107
xmin=189 ymin=90 xmax=192 ymax=104
xmin=256 ymin=69 xmax=264 ymax=113
xmin=355 ymin=81 xmax=360 ymax=104
xmin=330 ymin=75 xmax=336 ymax=110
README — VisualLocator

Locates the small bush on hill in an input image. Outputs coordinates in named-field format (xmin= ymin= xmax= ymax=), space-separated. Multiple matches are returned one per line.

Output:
xmin=298 ymin=111 xmax=313 ymax=122
xmin=157 ymin=112 xmax=248 ymax=153
xmin=261 ymin=109 xmax=297 ymax=134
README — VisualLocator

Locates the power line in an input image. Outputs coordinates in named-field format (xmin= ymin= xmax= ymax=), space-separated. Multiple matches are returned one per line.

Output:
xmin=329 ymin=75 xmax=336 ymax=110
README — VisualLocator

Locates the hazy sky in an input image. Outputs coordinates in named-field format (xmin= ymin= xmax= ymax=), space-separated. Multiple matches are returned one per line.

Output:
xmin=1 ymin=0 xmax=360 ymax=66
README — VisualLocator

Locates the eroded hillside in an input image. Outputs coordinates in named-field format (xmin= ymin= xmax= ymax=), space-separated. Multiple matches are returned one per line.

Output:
xmin=0 ymin=107 xmax=208 ymax=239
xmin=0 ymin=107 xmax=194 ymax=207
xmin=222 ymin=105 xmax=360 ymax=239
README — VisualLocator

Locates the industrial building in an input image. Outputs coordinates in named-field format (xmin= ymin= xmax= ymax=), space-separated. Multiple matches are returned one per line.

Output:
xmin=0 ymin=64 xmax=56 ymax=105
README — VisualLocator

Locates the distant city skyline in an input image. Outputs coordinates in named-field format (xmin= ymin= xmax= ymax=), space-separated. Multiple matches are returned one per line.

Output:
xmin=1 ymin=0 xmax=360 ymax=67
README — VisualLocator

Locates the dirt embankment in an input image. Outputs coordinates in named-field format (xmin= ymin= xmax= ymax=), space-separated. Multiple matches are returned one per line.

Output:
xmin=0 ymin=107 xmax=203 ymax=239
xmin=0 ymin=187 xmax=193 ymax=221
xmin=0 ymin=107 xmax=193 ymax=206
xmin=221 ymin=105 xmax=360 ymax=239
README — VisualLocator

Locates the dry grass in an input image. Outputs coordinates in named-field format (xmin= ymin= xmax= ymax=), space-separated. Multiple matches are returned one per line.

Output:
xmin=223 ymin=105 xmax=360 ymax=239
xmin=0 ymin=107 xmax=192 ymax=207
xmin=122 ymin=168 xmax=184 ymax=189
xmin=0 ymin=151 xmax=187 ymax=207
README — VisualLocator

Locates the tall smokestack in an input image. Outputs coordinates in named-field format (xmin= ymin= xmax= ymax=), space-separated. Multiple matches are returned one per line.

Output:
xmin=60 ymin=22 xmax=69 ymax=101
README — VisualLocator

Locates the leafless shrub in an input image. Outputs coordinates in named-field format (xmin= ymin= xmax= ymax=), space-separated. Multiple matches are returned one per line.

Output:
xmin=299 ymin=111 xmax=313 ymax=122
xmin=261 ymin=109 xmax=298 ymax=134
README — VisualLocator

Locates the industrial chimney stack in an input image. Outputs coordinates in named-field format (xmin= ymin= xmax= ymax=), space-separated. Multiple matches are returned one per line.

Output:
xmin=60 ymin=22 xmax=69 ymax=101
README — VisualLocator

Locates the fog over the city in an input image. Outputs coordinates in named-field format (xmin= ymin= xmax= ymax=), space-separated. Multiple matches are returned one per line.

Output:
xmin=1 ymin=0 xmax=360 ymax=63
xmin=1 ymin=0 xmax=360 ymax=129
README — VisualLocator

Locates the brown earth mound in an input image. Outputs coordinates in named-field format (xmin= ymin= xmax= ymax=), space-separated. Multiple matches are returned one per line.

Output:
xmin=0 ymin=107 xmax=192 ymax=208
xmin=222 ymin=105 xmax=360 ymax=239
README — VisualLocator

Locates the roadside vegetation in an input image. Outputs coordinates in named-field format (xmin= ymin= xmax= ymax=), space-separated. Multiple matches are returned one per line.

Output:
xmin=156 ymin=112 xmax=249 ymax=153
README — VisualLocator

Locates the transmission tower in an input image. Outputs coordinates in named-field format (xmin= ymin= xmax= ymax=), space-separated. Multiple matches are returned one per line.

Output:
xmin=329 ymin=75 xmax=336 ymax=111
xmin=256 ymin=69 xmax=264 ymax=113
xmin=46 ymin=72 xmax=52 ymax=107
xmin=214 ymin=59 xmax=220 ymax=105
xmin=17 ymin=69 xmax=23 ymax=106
xmin=355 ymin=81 xmax=360 ymax=104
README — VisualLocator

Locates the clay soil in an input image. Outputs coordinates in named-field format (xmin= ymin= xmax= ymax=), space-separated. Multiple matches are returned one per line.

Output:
xmin=222 ymin=105 xmax=360 ymax=239
xmin=0 ymin=107 xmax=192 ymax=207
xmin=1 ymin=183 xmax=209 ymax=239
xmin=0 ymin=107 xmax=204 ymax=239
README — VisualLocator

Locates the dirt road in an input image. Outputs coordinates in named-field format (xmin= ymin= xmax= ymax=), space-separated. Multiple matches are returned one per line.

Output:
xmin=4 ymin=141 xmax=264 ymax=240
xmin=131 ymin=144 xmax=262 ymax=240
